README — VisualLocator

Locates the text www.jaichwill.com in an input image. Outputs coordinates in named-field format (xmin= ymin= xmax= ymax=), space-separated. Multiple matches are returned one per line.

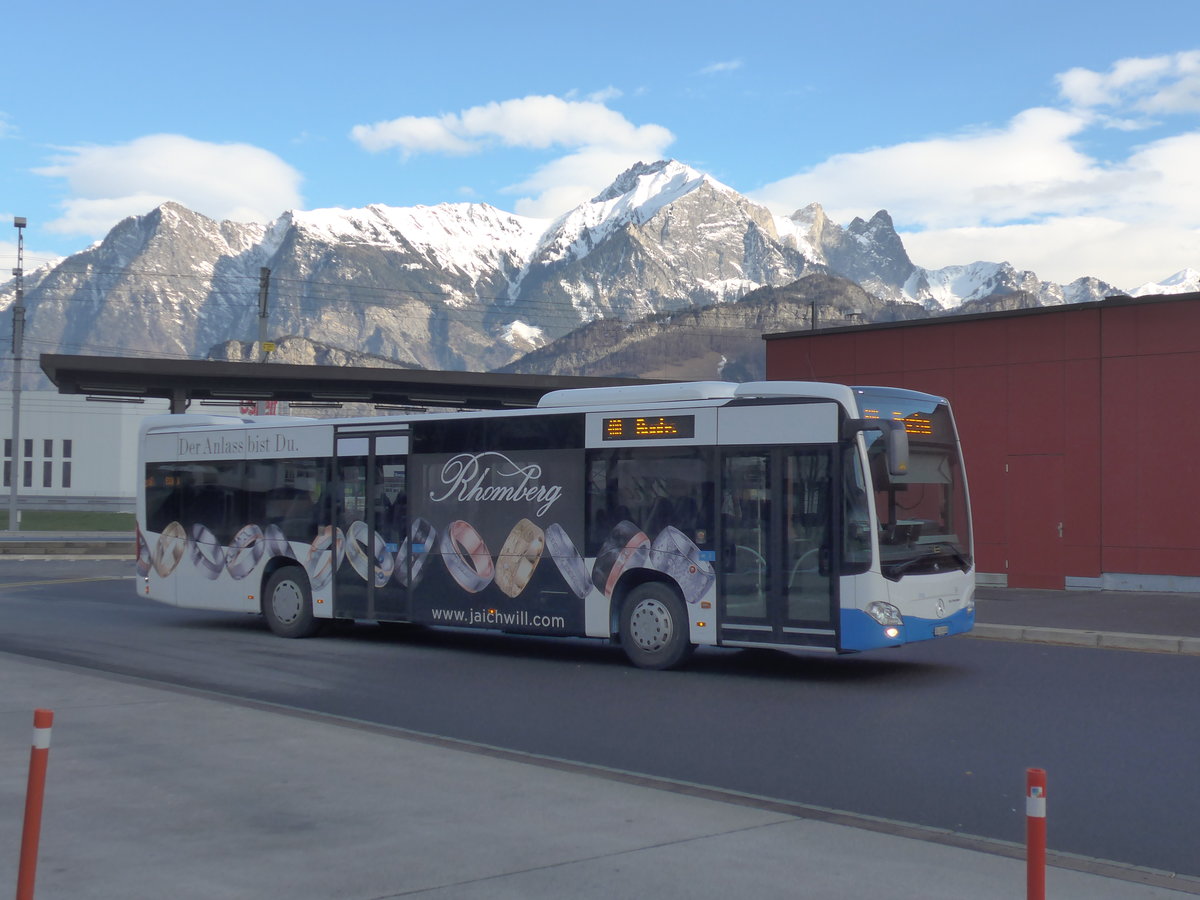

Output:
xmin=429 ymin=608 xmax=566 ymax=629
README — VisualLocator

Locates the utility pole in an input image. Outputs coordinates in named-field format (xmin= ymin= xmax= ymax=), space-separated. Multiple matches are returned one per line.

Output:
xmin=8 ymin=217 xmax=26 ymax=531
xmin=256 ymin=267 xmax=270 ymax=415
xmin=257 ymin=267 xmax=270 ymax=362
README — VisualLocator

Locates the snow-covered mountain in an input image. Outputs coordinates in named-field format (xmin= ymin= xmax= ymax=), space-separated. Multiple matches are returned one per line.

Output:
xmin=0 ymin=158 xmax=1191 ymax=386
xmin=514 ymin=161 xmax=809 ymax=323
xmin=782 ymin=203 xmax=1122 ymax=310
xmin=1130 ymin=268 xmax=1200 ymax=297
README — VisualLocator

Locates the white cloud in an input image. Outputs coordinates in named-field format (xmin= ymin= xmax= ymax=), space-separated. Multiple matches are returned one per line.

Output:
xmin=351 ymin=94 xmax=675 ymax=218
xmin=585 ymin=87 xmax=623 ymax=103
xmin=352 ymin=95 xmax=671 ymax=156
xmin=1 ymin=214 xmax=65 ymax=274
xmin=350 ymin=115 xmax=477 ymax=156
xmin=750 ymin=53 xmax=1200 ymax=290
xmin=0 ymin=238 xmax=64 ymax=274
xmin=753 ymin=108 xmax=1102 ymax=229
xmin=903 ymin=218 xmax=1200 ymax=290
xmin=1058 ymin=50 xmax=1200 ymax=115
xmin=699 ymin=59 xmax=743 ymax=75
xmin=34 ymin=134 xmax=303 ymax=237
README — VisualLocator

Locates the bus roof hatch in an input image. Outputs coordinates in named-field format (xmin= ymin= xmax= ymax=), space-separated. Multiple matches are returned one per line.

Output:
xmin=537 ymin=381 xmax=739 ymax=408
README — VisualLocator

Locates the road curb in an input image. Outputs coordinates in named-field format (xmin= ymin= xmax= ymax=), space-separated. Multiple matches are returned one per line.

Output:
xmin=0 ymin=542 xmax=133 ymax=557
xmin=970 ymin=623 xmax=1200 ymax=655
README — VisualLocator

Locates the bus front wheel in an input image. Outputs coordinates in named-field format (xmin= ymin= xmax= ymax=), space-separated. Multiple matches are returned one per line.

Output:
xmin=262 ymin=567 xmax=320 ymax=638
xmin=620 ymin=582 xmax=694 ymax=670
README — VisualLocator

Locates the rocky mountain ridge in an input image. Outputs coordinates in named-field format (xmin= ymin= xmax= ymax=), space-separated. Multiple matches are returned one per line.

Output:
xmin=2 ymin=158 xmax=1188 ymax=388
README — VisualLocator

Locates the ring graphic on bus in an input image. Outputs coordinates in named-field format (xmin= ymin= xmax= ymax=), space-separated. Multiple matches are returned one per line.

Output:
xmin=593 ymin=520 xmax=651 ymax=599
xmin=441 ymin=519 xmax=495 ymax=593
xmin=226 ymin=524 xmax=266 ymax=580
xmin=648 ymin=526 xmax=715 ymax=604
xmin=545 ymin=523 xmax=591 ymax=599
xmin=190 ymin=523 xmax=226 ymax=580
xmin=396 ymin=517 xmax=436 ymax=588
xmin=306 ymin=526 xmax=345 ymax=590
xmin=153 ymin=521 xmax=187 ymax=578
xmin=346 ymin=519 xmax=395 ymax=588
xmin=494 ymin=518 xmax=546 ymax=598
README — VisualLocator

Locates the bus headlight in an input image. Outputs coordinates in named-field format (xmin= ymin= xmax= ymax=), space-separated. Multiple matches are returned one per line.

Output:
xmin=866 ymin=601 xmax=904 ymax=626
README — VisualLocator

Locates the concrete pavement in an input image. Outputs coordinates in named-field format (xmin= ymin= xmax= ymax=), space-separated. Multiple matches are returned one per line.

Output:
xmin=973 ymin=586 xmax=1200 ymax=655
xmin=3 ymin=653 xmax=1198 ymax=899
xmin=4 ymin=547 xmax=1200 ymax=896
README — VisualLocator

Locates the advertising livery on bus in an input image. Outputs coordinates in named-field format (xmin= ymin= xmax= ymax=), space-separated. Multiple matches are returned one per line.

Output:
xmin=137 ymin=381 xmax=974 ymax=668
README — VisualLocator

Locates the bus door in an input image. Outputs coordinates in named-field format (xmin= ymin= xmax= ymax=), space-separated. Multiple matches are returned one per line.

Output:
xmin=719 ymin=446 xmax=837 ymax=650
xmin=333 ymin=431 xmax=409 ymax=622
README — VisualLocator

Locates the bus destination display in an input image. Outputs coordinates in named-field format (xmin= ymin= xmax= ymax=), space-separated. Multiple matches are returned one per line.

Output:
xmin=862 ymin=408 xmax=937 ymax=437
xmin=602 ymin=415 xmax=696 ymax=441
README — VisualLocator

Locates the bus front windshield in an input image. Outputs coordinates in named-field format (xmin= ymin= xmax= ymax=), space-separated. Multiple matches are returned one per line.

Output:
xmin=855 ymin=389 xmax=972 ymax=580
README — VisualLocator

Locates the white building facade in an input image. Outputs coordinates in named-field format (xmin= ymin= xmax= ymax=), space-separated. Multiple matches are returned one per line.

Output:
xmin=0 ymin=392 xmax=170 ymax=511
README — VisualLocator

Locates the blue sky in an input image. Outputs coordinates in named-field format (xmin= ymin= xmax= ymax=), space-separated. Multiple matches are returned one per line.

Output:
xmin=3 ymin=0 xmax=1199 ymax=290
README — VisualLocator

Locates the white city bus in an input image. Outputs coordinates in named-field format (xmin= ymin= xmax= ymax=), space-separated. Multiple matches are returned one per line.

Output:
xmin=136 ymin=381 xmax=974 ymax=668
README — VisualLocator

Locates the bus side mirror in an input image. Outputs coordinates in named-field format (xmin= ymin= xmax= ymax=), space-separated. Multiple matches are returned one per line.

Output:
xmin=844 ymin=419 xmax=909 ymax=478
xmin=879 ymin=420 xmax=909 ymax=478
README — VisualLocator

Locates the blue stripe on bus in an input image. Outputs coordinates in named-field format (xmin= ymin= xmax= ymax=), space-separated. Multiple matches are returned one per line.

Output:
xmin=839 ymin=605 xmax=975 ymax=651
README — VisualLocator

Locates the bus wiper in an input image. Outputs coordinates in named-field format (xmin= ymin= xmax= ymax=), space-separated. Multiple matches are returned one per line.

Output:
xmin=884 ymin=544 xmax=970 ymax=579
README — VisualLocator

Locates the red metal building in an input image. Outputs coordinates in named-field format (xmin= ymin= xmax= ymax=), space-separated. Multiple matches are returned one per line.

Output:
xmin=764 ymin=291 xmax=1200 ymax=591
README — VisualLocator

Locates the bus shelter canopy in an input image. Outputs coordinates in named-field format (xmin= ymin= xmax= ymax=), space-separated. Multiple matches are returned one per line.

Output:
xmin=39 ymin=354 xmax=657 ymax=413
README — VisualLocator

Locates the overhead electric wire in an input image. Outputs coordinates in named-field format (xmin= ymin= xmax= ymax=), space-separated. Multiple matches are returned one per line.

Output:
xmin=10 ymin=257 xmax=782 ymax=319
xmin=15 ymin=337 xmax=197 ymax=359
xmin=10 ymin=276 xmax=770 ymax=334
xmin=1 ymin=255 xmax=810 ymax=364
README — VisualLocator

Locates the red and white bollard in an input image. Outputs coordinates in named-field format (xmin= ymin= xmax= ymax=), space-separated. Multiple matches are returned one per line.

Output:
xmin=16 ymin=709 xmax=54 ymax=900
xmin=1026 ymin=767 xmax=1047 ymax=900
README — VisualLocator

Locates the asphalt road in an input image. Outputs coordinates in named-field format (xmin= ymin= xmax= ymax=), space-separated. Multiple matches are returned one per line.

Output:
xmin=3 ymin=559 xmax=1198 ymax=879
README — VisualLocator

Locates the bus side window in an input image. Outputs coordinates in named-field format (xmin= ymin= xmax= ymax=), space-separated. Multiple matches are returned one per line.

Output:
xmin=383 ymin=493 xmax=406 ymax=545
xmin=585 ymin=449 xmax=714 ymax=559
xmin=843 ymin=446 xmax=872 ymax=573
xmin=145 ymin=463 xmax=185 ymax=533
xmin=673 ymin=496 xmax=699 ymax=534
xmin=644 ymin=493 xmax=674 ymax=536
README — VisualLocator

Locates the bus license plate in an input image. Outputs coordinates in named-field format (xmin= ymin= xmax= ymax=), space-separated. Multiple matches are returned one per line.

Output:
xmin=934 ymin=625 xmax=950 ymax=637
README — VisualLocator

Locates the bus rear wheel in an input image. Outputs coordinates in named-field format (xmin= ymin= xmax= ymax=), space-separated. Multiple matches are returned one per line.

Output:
xmin=620 ymin=582 xmax=693 ymax=670
xmin=262 ymin=567 xmax=320 ymax=638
